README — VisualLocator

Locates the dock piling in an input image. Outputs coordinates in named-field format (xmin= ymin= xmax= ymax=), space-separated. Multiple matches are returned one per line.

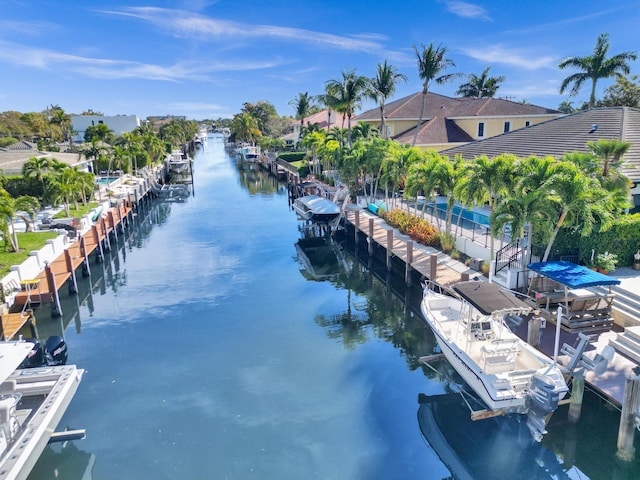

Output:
xmin=617 ymin=375 xmax=640 ymax=461
xmin=386 ymin=229 xmax=393 ymax=271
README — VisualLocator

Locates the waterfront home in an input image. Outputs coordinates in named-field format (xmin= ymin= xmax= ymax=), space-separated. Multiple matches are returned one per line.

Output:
xmin=71 ymin=114 xmax=141 ymax=143
xmin=442 ymin=107 xmax=640 ymax=213
xmin=0 ymin=141 xmax=90 ymax=175
xmin=284 ymin=109 xmax=350 ymax=147
xmin=354 ymin=92 xmax=562 ymax=151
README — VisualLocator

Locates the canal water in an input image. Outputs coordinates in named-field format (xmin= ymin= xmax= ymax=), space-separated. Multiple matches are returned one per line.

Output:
xmin=27 ymin=136 xmax=640 ymax=479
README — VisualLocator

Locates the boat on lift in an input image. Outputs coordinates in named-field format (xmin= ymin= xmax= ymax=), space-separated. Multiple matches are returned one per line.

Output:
xmin=420 ymin=281 xmax=569 ymax=441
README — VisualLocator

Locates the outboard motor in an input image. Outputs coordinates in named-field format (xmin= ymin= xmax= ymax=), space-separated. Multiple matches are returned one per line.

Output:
xmin=44 ymin=336 xmax=68 ymax=366
xmin=526 ymin=367 xmax=569 ymax=441
xmin=18 ymin=338 xmax=45 ymax=369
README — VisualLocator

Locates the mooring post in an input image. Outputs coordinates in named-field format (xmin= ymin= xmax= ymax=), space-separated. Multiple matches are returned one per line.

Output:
xmin=461 ymin=272 xmax=469 ymax=282
xmin=568 ymin=372 xmax=584 ymax=423
xmin=368 ymin=218 xmax=374 ymax=256
xmin=405 ymin=240 xmax=413 ymax=285
xmin=45 ymin=264 xmax=62 ymax=317
xmin=354 ymin=209 xmax=360 ymax=244
xmin=64 ymin=249 xmax=78 ymax=294
xmin=617 ymin=375 xmax=640 ymax=461
xmin=430 ymin=254 xmax=438 ymax=281
xmin=93 ymin=225 xmax=104 ymax=263
xmin=386 ymin=229 xmax=394 ymax=271
xmin=80 ymin=235 xmax=91 ymax=277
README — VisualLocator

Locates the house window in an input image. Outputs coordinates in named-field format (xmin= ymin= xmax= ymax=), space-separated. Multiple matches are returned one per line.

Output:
xmin=525 ymin=121 xmax=530 ymax=127
xmin=504 ymin=121 xmax=510 ymax=133
xmin=477 ymin=122 xmax=485 ymax=137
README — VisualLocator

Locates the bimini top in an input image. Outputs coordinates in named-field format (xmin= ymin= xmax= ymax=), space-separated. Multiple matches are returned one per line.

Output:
xmin=528 ymin=261 xmax=621 ymax=289
xmin=453 ymin=281 xmax=531 ymax=316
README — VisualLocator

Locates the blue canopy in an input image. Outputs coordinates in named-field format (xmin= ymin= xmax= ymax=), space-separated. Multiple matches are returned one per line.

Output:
xmin=527 ymin=261 xmax=621 ymax=289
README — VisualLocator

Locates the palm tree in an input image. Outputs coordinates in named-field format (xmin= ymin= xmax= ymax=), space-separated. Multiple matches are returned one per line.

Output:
xmin=22 ymin=156 xmax=53 ymax=198
xmin=14 ymin=196 xmax=40 ymax=233
xmin=231 ymin=112 xmax=262 ymax=144
xmin=559 ymin=33 xmax=637 ymax=109
xmin=455 ymin=154 xmax=515 ymax=276
xmin=456 ymin=66 xmax=505 ymax=98
xmin=412 ymin=43 xmax=458 ymax=146
xmin=368 ymin=61 xmax=407 ymax=138
xmin=587 ymin=138 xmax=631 ymax=178
xmin=289 ymin=92 xmax=314 ymax=129
xmin=324 ymin=70 xmax=370 ymax=146
xmin=542 ymin=162 xmax=613 ymax=261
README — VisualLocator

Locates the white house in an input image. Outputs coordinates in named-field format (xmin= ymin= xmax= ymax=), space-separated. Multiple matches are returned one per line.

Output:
xmin=71 ymin=115 xmax=141 ymax=142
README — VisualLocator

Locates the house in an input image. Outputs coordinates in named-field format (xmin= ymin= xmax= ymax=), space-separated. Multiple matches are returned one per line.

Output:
xmin=285 ymin=109 xmax=350 ymax=146
xmin=0 ymin=141 xmax=89 ymax=175
xmin=71 ymin=114 xmax=140 ymax=143
xmin=354 ymin=92 xmax=562 ymax=151
xmin=442 ymin=107 xmax=640 ymax=212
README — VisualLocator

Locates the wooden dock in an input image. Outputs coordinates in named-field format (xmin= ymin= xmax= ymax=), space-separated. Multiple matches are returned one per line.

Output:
xmin=344 ymin=208 xmax=470 ymax=286
xmin=12 ymin=202 xmax=133 ymax=315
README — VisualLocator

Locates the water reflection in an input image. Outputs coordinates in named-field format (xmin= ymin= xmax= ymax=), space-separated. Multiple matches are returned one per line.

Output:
xmin=234 ymin=157 xmax=283 ymax=195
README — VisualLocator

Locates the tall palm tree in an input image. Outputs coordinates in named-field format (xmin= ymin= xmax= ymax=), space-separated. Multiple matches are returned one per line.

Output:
xmin=456 ymin=66 xmax=505 ymax=98
xmin=368 ymin=61 xmax=407 ymax=138
xmin=412 ymin=43 xmax=458 ymax=146
xmin=289 ymin=92 xmax=314 ymax=129
xmin=324 ymin=70 xmax=370 ymax=146
xmin=559 ymin=33 xmax=637 ymax=109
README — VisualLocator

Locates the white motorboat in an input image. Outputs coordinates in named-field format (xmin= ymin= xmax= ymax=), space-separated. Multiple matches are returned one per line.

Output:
xmin=165 ymin=151 xmax=190 ymax=174
xmin=293 ymin=195 xmax=341 ymax=224
xmin=0 ymin=339 xmax=84 ymax=480
xmin=235 ymin=144 xmax=260 ymax=161
xmin=420 ymin=281 xmax=568 ymax=441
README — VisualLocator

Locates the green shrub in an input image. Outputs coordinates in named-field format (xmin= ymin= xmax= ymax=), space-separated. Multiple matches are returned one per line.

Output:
xmin=381 ymin=209 xmax=440 ymax=246
xmin=277 ymin=152 xmax=305 ymax=162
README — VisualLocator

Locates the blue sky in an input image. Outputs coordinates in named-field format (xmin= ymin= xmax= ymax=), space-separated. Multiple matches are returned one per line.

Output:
xmin=1 ymin=1 xmax=639 ymax=120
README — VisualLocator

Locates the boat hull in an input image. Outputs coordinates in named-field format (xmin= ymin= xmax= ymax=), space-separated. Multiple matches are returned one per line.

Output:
xmin=1 ymin=364 xmax=84 ymax=480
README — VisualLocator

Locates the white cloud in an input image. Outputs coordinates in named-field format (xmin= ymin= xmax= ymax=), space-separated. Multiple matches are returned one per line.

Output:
xmin=461 ymin=44 xmax=556 ymax=70
xmin=443 ymin=1 xmax=491 ymax=20
xmin=0 ymin=40 xmax=289 ymax=81
xmin=100 ymin=7 xmax=390 ymax=54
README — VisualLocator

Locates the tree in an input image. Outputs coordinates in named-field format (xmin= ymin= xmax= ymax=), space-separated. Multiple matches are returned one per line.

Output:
xmin=456 ymin=66 xmax=504 ymax=98
xmin=455 ymin=154 xmax=515 ymax=276
xmin=599 ymin=75 xmax=640 ymax=107
xmin=587 ymin=138 xmax=631 ymax=178
xmin=22 ymin=156 xmax=53 ymax=197
xmin=231 ymin=112 xmax=262 ymax=144
xmin=289 ymin=92 xmax=314 ymax=128
xmin=559 ymin=33 xmax=637 ymax=109
xmin=542 ymin=162 xmax=613 ymax=261
xmin=368 ymin=61 xmax=407 ymax=138
xmin=412 ymin=43 xmax=458 ymax=146
xmin=84 ymin=123 xmax=115 ymax=144
xmin=557 ymin=100 xmax=576 ymax=114
xmin=324 ymin=70 xmax=370 ymax=146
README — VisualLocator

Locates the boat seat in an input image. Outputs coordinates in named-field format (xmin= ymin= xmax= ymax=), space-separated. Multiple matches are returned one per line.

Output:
xmin=481 ymin=339 xmax=520 ymax=373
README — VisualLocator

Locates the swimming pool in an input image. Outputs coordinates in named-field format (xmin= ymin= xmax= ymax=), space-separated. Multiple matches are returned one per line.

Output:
xmin=95 ymin=177 xmax=119 ymax=185
xmin=424 ymin=202 xmax=491 ymax=227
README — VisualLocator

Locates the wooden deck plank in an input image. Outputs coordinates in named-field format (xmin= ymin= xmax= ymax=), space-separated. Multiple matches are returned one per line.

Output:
xmin=345 ymin=209 xmax=465 ymax=286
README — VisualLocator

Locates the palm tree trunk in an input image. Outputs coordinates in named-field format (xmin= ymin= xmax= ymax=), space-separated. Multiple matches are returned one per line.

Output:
xmin=379 ymin=106 xmax=386 ymax=138
xmin=543 ymin=210 xmax=568 ymax=261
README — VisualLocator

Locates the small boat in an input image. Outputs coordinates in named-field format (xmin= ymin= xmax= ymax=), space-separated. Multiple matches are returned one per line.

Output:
xmin=420 ymin=281 xmax=569 ymax=441
xmin=235 ymin=144 xmax=260 ymax=161
xmin=165 ymin=151 xmax=190 ymax=174
xmin=150 ymin=182 xmax=190 ymax=199
xmin=0 ymin=339 xmax=83 ymax=479
xmin=293 ymin=195 xmax=341 ymax=224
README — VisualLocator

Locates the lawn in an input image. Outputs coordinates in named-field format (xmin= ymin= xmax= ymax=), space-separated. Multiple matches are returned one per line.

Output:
xmin=54 ymin=203 xmax=100 ymax=219
xmin=0 ymin=231 xmax=59 ymax=278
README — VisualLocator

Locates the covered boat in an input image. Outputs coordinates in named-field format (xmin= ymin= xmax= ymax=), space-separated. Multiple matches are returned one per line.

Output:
xmin=293 ymin=195 xmax=341 ymax=224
